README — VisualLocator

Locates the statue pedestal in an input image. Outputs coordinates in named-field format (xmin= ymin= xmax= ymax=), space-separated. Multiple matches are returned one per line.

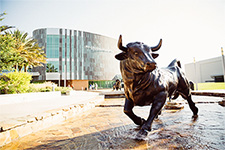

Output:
xmin=164 ymin=101 xmax=184 ymax=110
xmin=218 ymin=99 xmax=225 ymax=106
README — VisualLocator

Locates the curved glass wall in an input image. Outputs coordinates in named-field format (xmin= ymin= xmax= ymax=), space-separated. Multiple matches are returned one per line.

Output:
xmin=33 ymin=28 xmax=119 ymax=81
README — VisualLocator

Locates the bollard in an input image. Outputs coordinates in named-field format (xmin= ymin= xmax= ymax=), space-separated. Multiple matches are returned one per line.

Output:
xmin=52 ymin=83 xmax=55 ymax=91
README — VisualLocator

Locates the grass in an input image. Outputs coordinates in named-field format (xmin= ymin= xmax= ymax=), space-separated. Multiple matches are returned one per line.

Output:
xmin=194 ymin=82 xmax=225 ymax=90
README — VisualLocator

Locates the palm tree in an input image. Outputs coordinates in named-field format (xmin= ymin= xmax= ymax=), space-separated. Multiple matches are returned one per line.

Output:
xmin=0 ymin=12 xmax=14 ymax=33
xmin=0 ymin=12 xmax=19 ymax=72
xmin=1 ymin=13 xmax=46 ymax=72
xmin=46 ymin=63 xmax=58 ymax=72
xmin=7 ymin=29 xmax=46 ymax=72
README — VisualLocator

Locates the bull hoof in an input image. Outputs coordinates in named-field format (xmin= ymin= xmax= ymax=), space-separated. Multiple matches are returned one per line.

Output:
xmin=192 ymin=115 xmax=198 ymax=121
xmin=192 ymin=114 xmax=198 ymax=118
xmin=135 ymin=129 xmax=148 ymax=141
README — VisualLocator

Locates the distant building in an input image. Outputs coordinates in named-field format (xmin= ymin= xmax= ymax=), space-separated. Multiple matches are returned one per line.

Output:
xmin=32 ymin=28 xmax=120 ymax=89
xmin=185 ymin=56 xmax=224 ymax=83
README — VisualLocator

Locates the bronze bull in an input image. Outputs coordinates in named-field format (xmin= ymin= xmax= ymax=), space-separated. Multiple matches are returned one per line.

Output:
xmin=115 ymin=35 xmax=198 ymax=140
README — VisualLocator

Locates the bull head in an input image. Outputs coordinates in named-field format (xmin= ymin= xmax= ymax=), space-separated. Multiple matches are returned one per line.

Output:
xmin=115 ymin=35 xmax=162 ymax=72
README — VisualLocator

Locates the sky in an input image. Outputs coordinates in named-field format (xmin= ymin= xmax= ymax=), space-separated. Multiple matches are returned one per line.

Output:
xmin=1 ymin=0 xmax=225 ymax=68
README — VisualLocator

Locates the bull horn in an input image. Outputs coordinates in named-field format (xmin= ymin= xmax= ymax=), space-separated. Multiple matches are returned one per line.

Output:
xmin=118 ymin=35 xmax=127 ymax=52
xmin=151 ymin=39 xmax=162 ymax=52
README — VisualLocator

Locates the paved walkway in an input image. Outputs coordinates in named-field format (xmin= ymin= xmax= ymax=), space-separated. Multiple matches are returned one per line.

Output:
xmin=1 ymin=97 xmax=225 ymax=149
xmin=0 ymin=91 xmax=103 ymax=129
xmin=0 ymin=91 xmax=104 ymax=147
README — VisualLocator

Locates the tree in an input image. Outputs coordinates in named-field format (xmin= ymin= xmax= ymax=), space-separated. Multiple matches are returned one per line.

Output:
xmin=8 ymin=29 xmax=47 ymax=72
xmin=0 ymin=12 xmax=20 ymax=72
xmin=0 ymin=12 xmax=46 ymax=72
xmin=0 ymin=34 xmax=23 ymax=72
xmin=0 ymin=12 xmax=14 ymax=33
xmin=46 ymin=63 xmax=58 ymax=72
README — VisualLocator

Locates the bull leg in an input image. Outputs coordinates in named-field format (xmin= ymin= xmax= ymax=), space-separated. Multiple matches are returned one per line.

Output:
xmin=136 ymin=92 xmax=167 ymax=140
xmin=124 ymin=98 xmax=146 ymax=126
xmin=180 ymin=88 xmax=198 ymax=118
xmin=186 ymin=95 xmax=198 ymax=118
xmin=155 ymin=110 xmax=161 ymax=119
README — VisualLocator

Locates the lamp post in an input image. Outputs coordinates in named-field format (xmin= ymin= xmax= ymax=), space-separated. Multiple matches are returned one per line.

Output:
xmin=221 ymin=47 xmax=225 ymax=82
xmin=194 ymin=57 xmax=198 ymax=90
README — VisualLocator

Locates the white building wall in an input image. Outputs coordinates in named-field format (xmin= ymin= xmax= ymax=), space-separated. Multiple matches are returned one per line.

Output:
xmin=46 ymin=73 xmax=60 ymax=80
xmin=185 ymin=56 xmax=224 ymax=83
xmin=185 ymin=63 xmax=195 ymax=81
xmin=46 ymin=28 xmax=59 ymax=35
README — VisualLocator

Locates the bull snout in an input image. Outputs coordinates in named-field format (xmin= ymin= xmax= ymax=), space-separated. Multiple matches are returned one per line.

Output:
xmin=144 ymin=62 xmax=157 ymax=72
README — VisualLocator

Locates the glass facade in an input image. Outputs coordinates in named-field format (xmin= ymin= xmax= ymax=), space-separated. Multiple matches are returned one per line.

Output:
xmin=32 ymin=28 xmax=119 ymax=81
xmin=46 ymin=35 xmax=59 ymax=58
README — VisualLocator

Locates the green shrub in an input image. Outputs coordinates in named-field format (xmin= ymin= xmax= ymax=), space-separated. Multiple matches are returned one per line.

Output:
xmin=0 ymin=72 xmax=32 ymax=94
xmin=39 ymin=87 xmax=51 ymax=92
xmin=31 ymin=80 xmax=46 ymax=84
xmin=55 ymin=87 xmax=63 ymax=91
xmin=55 ymin=86 xmax=72 ymax=94
xmin=27 ymin=85 xmax=39 ymax=93
xmin=46 ymin=86 xmax=52 ymax=90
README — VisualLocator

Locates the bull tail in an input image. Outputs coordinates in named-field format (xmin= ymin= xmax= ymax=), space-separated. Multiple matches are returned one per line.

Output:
xmin=189 ymin=81 xmax=194 ymax=90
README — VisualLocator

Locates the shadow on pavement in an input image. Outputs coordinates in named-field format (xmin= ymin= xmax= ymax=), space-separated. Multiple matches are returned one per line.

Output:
xmin=24 ymin=124 xmax=146 ymax=150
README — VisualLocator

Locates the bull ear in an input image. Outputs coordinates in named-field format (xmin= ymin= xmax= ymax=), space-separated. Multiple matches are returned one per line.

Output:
xmin=115 ymin=52 xmax=128 ymax=60
xmin=151 ymin=39 xmax=162 ymax=52
xmin=151 ymin=53 xmax=159 ymax=59
xmin=118 ymin=35 xmax=127 ymax=52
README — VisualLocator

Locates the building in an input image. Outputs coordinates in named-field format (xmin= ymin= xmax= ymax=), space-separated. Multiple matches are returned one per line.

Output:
xmin=185 ymin=56 xmax=225 ymax=83
xmin=32 ymin=28 xmax=120 ymax=90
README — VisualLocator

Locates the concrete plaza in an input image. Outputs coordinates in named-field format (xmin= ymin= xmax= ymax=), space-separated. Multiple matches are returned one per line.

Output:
xmin=1 ymin=94 xmax=225 ymax=149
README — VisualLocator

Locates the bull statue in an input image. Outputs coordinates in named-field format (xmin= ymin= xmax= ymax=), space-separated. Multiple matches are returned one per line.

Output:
xmin=113 ymin=79 xmax=122 ymax=91
xmin=115 ymin=35 xmax=198 ymax=140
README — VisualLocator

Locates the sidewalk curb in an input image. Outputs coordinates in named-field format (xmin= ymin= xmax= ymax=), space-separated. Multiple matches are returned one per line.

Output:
xmin=0 ymin=95 xmax=104 ymax=147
